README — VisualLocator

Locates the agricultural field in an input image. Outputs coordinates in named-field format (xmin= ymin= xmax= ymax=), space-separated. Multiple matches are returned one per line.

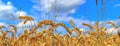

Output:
xmin=0 ymin=16 xmax=120 ymax=46
xmin=0 ymin=0 xmax=120 ymax=46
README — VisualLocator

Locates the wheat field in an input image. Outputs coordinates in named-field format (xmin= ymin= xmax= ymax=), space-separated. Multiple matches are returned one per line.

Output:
xmin=0 ymin=15 xmax=119 ymax=46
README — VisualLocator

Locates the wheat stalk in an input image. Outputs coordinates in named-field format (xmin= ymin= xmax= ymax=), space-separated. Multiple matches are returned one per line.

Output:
xmin=107 ymin=21 xmax=116 ymax=28
xmin=69 ymin=20 xmax=75 ymax=27
xmin=37 ymin=20 xmax=55 ymax=28
xmin=82 ymin=23 xmax=93 ymax=30
xmin=7 ymin=24 xmax=17 ymax=32
xmin=72 ymin=27 xmax=82 ymax=36
xmin=69 ymin=20 xmax=82 ymax=36
xmin=49 ymin=22 xmax=72 ymax=35
xmin=94 ymin=22 xmax=99 ymax=31
xmin=0 ymin=25 xmax=7 ymax=33
xmin=18 ymin=16 xmax=35 ymax=28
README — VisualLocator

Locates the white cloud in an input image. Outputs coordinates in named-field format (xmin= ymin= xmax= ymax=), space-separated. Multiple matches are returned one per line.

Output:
xmin=0 ymin=22 xmax=6 ymax=26
xmin=45 ymin=0 xmax=85 ymax=13
xmin=32 ymin=0 xmax=86 ymax=15
xmin=16 ymin=20 xmax=37 ymax=33
xmin=16 ymin=11 xmax=27 ymax=16
xmin=106 ymin=27 xmax=120 ymax=34
xmin=17 ymin=20 xmax=36 ymax=28
xmin=0 ymin=0 xmax=34 ymax=34
xmin=0 ymin=1 xmax=16 ymax=21
xmin=106 ymin=28 xmax=115 ymax=33
xmin=0 ymin=0 xmax=28 ymax=22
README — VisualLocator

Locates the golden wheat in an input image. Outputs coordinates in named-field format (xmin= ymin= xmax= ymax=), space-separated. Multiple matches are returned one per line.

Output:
xmin=0 ymin=16 xmax=120 ymax=46
xmin=82 ymin=23 xmax=93 ymax=30
xmin=18 ymin=16 xmax=34 ymax=24
xmin=49 ymin=22 xmax=72 ymax=35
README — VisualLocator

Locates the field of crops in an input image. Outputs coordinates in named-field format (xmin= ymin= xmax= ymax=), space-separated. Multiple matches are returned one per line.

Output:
xmin=0 ymin=15 xmax=119 ymax=46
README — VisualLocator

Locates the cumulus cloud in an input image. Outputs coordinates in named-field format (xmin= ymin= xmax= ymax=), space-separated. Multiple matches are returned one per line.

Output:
xmin=32 ymin=0 xmax=86 ymax=15
xmin=16 ymin=11 xmax=27 ymax=16
xmin=17 ymin=20 xmax=36 ymax=28
xmin=0 ymin=1 xmax=16 ymax=21
xmin=0 ymin=0 xmax=28 ymax=22
xmin=44 ymin=0 xmax=85 ymax=13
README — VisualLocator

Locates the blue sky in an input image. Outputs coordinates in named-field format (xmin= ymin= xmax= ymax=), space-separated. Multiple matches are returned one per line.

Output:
xmin=2 ymin=0 xmax=120 ymax=21
xmin=1 ymin=0 xmax=120 ymax=22
xmin=0 ymin=0 xmax=120 ymax=35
